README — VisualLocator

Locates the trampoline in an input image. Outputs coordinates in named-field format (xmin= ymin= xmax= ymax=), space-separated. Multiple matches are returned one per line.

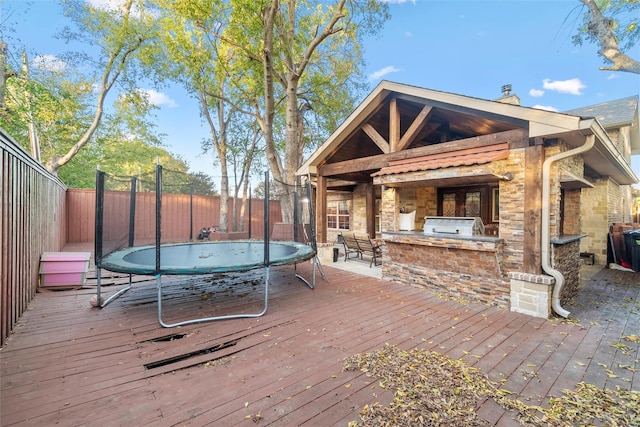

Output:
xmin=100 ymin=241 xmax=315 ymax=275
xmin=94 ymin=165 xmax=325 ymax=327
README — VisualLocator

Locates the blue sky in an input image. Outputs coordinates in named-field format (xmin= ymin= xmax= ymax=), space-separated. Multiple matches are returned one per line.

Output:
xmin=3 ymin=0 xmax=640 ymax=185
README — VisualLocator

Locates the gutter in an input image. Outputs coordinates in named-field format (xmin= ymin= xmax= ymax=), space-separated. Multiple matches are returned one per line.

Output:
xmin=542 ymin=133 xmax=595 ymax=318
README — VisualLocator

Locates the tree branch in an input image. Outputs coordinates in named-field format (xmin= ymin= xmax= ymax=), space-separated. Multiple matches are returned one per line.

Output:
xmin=580 ymin=0 xmax=640 ymax=74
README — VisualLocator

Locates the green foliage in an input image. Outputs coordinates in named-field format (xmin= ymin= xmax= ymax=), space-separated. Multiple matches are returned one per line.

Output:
xmin=3 ymin=0 xmax=390 ymax=194
xmin=573 ymin=0 xmax=640 ymax=52
xmin=1 ymin=64 xmax=93 ymax=160
xmin=189 ymin=172 xmax=219 ymax=196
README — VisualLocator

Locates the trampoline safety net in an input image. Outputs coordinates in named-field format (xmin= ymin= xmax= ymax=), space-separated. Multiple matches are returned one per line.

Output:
xmin=93 ymin=164 xmax=324 ymax=327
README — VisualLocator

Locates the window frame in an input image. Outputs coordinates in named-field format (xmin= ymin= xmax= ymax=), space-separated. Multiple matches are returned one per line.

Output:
xmin=437 ymin=184 xmax=497 ymax=226
xmin=327 ymin=200 xmax=350 ymax=230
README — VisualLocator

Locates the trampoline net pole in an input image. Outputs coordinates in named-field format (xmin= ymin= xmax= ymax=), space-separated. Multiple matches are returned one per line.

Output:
xmin=248 ymin=185 xmax=252 ymax=239
xmin=155 ymin=164 xmax=162 ymax=274
xmin=189 ymin=183 xmax=193 ymax=241
xmin=95 ymin=170 xmax=105 ymax=268
xmin=264 ymin=170 xmax=270 ymax=265
xmin=95 ymin=169 xmax=105 ymax=302
xmin=128 ymin=176 xmax=137 ymax=248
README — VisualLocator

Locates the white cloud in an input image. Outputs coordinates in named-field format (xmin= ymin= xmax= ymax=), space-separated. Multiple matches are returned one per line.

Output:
xmin=529 ymin=88 xmax=544 ymax=98
xmin=379 ymin=0 xmax=416 ymax=4
xmin=368 ymin=66 xmax=402 ymax=82
xmin=542 ymin=78 xmax=586 ymax=95
xmin=532 ymin=104 xmax=559 ymax=112
xmin=32 ymin=54 xmax=67 ymax=72
xmin=607 ymin=73 xmax=619 ymax=80
xmin=137 ymin=89 xmax=177 ymax=108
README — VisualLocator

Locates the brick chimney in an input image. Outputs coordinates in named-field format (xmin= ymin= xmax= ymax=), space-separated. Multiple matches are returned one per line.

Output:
xmin=495 ymin=84 xmax=520 ymax=105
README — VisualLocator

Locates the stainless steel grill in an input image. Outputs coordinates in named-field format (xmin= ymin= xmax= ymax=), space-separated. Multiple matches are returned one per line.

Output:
xmin=423 ymin=216 xmax=485 ymax=237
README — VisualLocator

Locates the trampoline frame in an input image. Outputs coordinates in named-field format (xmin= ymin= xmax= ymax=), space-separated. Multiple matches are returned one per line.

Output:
xmin=94 ymin=166 xmax=325 ymax=327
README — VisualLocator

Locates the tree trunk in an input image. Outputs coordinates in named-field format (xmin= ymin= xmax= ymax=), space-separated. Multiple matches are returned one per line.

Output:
xmin=21 ymin=51 xmax=41 ymax=161
xmin=0 ymin=40 xmax=7 ymax=110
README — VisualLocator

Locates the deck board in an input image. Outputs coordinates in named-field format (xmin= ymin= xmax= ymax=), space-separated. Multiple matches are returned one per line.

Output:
xmin=1 ymin=260 xmax=638 ymax=426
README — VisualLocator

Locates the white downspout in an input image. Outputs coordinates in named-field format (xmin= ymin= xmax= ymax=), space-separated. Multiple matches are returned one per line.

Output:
xmin=542 ymin=134 xmax=595 ymax=318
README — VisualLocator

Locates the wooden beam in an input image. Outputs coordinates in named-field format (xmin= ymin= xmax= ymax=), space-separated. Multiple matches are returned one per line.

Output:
xmin=366 ymin=182 xmax=375 ymax=239
xmin=316 ymin=175 xmax=327 ymax=243
xmin=324 ymin=179 xmax=359 ymax=188
xmin=394 ymin=93 xmax=529 ymax=128
xmin=397 ymin=105 xmax=433 ymax=151
xmin=318 ymin=129 xmax=526 ymax=178
xmin=523 ymin=143 xmax=542 ymax=274
xmin=362 ymin=124 xmax=390 ymax=153
xmin=389 ymin=97 xmax=400 ymax=152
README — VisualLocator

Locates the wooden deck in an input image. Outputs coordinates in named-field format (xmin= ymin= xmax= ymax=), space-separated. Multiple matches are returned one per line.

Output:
xmin=1 ymin=258 xmax=638 ymax=426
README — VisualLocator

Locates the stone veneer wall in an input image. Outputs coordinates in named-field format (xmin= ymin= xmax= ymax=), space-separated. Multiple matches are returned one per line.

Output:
xmin=579 ymin=177 xmax=634 ymax=264
xmin=608 ymin=179 xmax=624 ymax=224
xmin=553 ymin=240 xmax=582 ymax=303
xmin=544 ymin=142 xmax=564 ymax=240
xmin=396 ymin=187 xmax=437 ymax=230
xmin=580 ymin=179 xmax=610 ymax=264
xmin=509 ymin=272 xmax=553 ymax=318
xmin=351 ymin=184 xmax=369 ymax=235
xmin=498 ymin=148 xmax=526 ymax=272
xmin=382 ymin=237 xmax=510 ymax=308
xmin=381 ymin=186 xmax=398 ymax=231
xmin=563 ymin=189 xmax=581 ymax=235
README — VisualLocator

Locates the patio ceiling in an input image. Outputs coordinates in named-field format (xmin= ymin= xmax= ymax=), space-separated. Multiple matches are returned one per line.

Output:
xmin=317 ymin=97 xmax=520 ymax=187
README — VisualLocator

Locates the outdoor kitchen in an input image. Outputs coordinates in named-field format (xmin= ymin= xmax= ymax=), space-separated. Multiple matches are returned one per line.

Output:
xmin=380 ymin=207 xmax=510 ymax=309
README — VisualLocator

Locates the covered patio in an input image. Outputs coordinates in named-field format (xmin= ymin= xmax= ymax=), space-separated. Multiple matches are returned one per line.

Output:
xmin=1 ymin=250 xmax=638 ymax=426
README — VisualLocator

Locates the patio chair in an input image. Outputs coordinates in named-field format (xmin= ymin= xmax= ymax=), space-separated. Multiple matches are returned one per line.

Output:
xmin=340 ymin=233 xmax=362 ymax=261
xmin=355 ymin=235 xmax=382 ymax=267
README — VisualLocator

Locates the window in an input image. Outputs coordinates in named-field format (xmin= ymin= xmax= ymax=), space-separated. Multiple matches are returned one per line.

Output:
xmin=465 ymin=191 xmax=481 ymax=217
xmin=438 ymin=185 xmax=497 ymax=226
xmin=442 ymin=193 xmax=456 ymax=216
xmin=328 ymin=201 xmax=350 ymax=230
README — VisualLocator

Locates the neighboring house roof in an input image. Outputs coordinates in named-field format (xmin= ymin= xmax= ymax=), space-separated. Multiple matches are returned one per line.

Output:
xmin=564 ymin=95 xmax=638 ymax=127
xmin=297 ymin=81 xmax=638 ymax=186
xmin=564 ymin=95 xmax=639 ymax=154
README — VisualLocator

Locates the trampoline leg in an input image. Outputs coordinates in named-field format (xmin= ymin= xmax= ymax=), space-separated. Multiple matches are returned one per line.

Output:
xmin=157 ymin=268 xmax=270 ymax=328
xmin=97 ymin=270 xmax=132 ymax=308
xmin=314 ymin=255 xmax=329 ymax=282
xmin=295 ymin=255 xmax=327 ymax=289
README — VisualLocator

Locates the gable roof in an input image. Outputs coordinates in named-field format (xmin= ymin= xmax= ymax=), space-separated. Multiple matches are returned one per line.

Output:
xmin=564 ymin=95 xmax=639 ymax=154
xmin=297 ymin=81 xmax=638 ymax=186
xmin=564 ymin=95 xmax=638 ymax=127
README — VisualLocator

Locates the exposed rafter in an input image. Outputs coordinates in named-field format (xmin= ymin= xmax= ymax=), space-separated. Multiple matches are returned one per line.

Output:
xmin=362 ymin=123 xmax=390 ymax=153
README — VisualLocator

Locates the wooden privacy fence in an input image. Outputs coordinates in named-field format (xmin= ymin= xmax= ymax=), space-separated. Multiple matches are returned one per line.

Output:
xmin=67 ymin=189 xmax=283 ymax=244
xmin=1 ymin=129 xmax=67 ymax=346
xmin=1 ymin=128 xmax=285 ymax=347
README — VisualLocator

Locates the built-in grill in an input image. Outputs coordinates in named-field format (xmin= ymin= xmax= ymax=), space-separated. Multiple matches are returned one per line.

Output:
xmin=423 ymin=216 xmax=485 ymax=237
